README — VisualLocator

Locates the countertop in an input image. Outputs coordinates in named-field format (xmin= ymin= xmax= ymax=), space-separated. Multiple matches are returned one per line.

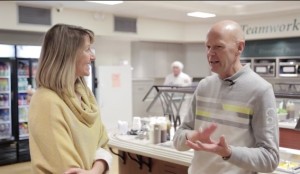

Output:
xmin=278 ymin=121 xmax=297 ymax=129
xmin=108 ymin=131 xmax=300 ymax=174
xmin=108 ymin=131 xmax=193 ymax=166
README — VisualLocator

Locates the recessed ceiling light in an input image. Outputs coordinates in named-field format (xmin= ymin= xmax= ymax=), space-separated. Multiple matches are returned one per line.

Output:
xmin=187 ymin=12 xmax=216 ymax=18
xmin=87 ymin=1 xmax=123 ymax=5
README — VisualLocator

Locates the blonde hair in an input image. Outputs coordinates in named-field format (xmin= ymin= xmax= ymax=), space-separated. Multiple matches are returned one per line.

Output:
xmin=36 ymin=24 xmax=94 ymax=97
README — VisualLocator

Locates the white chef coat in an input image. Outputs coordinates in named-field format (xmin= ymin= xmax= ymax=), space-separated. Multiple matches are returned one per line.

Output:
xmin=164 ymin=72 xmax=192 ymax=86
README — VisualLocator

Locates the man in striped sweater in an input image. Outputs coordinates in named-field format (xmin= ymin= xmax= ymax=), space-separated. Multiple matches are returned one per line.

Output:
xmin=173 ymin=20 xmax=279 ymax=174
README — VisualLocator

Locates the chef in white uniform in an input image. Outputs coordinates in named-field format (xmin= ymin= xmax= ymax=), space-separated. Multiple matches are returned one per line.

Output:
xmin=164 ymin=61 xmax=192 ymax=86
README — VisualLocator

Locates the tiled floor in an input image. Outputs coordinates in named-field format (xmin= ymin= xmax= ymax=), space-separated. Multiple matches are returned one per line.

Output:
xmin=0 ymin=150 xmax=119 ymax=174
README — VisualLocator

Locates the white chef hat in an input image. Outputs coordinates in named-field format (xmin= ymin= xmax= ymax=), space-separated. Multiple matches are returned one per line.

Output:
xmin=171 ymin=61 xmax=184 ymax=70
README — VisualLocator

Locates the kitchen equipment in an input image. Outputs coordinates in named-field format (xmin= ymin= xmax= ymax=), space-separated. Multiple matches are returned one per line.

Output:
xmin=240 ymin=59 xmax=252 ymax=67
xmin=279 ymin=59 xmax=300 ymax=77
xmin=253 ymin=59 xmax=276 ymax=77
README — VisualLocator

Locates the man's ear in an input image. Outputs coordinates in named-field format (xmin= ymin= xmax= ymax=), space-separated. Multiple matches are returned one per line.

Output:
xmin=237 ymin=41 xmax=245 ymax=55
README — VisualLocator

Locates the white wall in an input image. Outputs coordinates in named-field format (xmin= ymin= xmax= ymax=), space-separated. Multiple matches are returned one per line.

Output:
xmin=0 ymin=1 xmax=185 ymax=42
xmin=93 ymin=37 xmax=132 ymax=67
xmin=0 ymin=30 xmax=44 ymax=45
xmin=131 ymin=41 xmax=185 ymax=79
xmin=138 ymin=18 xmax=184 ymax=42
xmin=131 ymin=41 xmax=211 ymax=79
xmin=184 ymin=23 xmax=211 ymax=43
xmin=184 ymin=43 xmax=211 ymax=78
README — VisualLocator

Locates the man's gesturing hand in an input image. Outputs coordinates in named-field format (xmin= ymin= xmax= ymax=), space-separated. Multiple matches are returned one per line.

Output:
xmin=185 ymin=123 xmax=232 ymax=158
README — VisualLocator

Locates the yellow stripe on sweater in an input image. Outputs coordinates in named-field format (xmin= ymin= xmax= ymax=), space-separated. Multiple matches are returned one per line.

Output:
xmin=196 ymin=109 xmax=211 ymax=117
xmin=222 ymin=104 xmax=253 ymax=115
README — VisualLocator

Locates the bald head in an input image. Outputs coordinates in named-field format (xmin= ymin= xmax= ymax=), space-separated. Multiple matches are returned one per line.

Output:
xmin=205 ymin=20 xmax=245 ymax=79
xmin=208 ymin=20 xmax=245 ymax=43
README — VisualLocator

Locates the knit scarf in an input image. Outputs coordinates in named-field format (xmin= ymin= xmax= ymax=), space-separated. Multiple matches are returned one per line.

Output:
xmin=62 ymin=78 xmax=99 ymax=127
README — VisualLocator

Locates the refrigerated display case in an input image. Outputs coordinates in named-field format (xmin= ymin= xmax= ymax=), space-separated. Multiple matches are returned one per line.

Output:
xmin=0 ymin=62 xmax=12 ymax=140
xmin=16 ymin=45 xmax=41 ymax=162
xmin=0 ymin=44 xmax=17 ymax=165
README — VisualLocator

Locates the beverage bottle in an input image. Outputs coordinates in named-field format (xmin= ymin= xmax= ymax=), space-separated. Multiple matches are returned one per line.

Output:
xmin=160 ymin=117 xmax=168 ymax=143
xmin=3 ymin=79 xmax=6 ymax=91
xmin=3 ymin=65 xmax=8 ymax=76
xmin=18 ymin=78 xmax=22 ymax=91
xmin=25 ymin=66 xmax=29 ymax=76
xmin=3 ymin=94 xmax=8 ymax=106
xmin=19 ymin=124 xmax=23 ymax=135
xmin=153 ymin=123 xmax=161 ymax=144
xmin=0 ymin=79 xmax=3 ymax=91
xmin=0 ymin=95 xmax=3 ymax=106
xmin=0 ymin=123 xmax=5 ymax=136
xmin=20 ymin=78 xmax=24 ymax=91
xmin=22 ymin=78 xmax=26 ymax=91
xmin=0 ymin=65 xmax=3 ymax=76
xmin=286 ymin=101 xmax=295 ymax=120
xmin=148 ymin=117 xmax=156 ymax=144
xmin=4 ymin=123 xmax=9 ymax=136
xmin=5 ymin=79 xmax=8 ymax=91
xmin=4 ymin=109 xmax=9 ymax=121
xmin=24 ymin=78 xmax=28 ymax=91
xmin=18 ymin=108 xmax=22 ymax=121
xmin=169 ymin=123 xmax=175 ymax=141
xmin=0 ymin=110 xmax=3 ymax=121
xmin=18 ymin=78 xmax=20 ymax=91
xmin=1 ymin=79 xmax=4 ymax=91
xmin=18 ymin=94 xmax=22 ymax=105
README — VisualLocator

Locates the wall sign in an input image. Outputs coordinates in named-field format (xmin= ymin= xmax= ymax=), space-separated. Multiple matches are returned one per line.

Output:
xmin=241 ymin=18 xmax=300 ymax=35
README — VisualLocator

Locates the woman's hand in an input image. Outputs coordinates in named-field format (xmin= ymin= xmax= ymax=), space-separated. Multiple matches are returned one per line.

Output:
xmin=64 ymin=160 xmax=107 ymax=174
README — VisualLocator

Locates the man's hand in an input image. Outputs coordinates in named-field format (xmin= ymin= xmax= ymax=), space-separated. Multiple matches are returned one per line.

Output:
xmin=185 ymin=123 xmax=231 ymax=158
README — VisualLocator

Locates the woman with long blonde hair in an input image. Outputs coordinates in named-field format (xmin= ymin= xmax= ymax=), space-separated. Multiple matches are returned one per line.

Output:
xmin=29 ymin=24 xmax=112 ymax=174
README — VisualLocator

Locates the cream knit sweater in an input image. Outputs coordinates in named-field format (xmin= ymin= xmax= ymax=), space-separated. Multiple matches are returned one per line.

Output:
xmin=29 ymin=80 xmax=111 ymax=174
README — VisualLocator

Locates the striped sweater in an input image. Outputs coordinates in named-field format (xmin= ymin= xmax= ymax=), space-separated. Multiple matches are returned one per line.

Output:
xmin=173 ymin=64 xmax=279 ymax=174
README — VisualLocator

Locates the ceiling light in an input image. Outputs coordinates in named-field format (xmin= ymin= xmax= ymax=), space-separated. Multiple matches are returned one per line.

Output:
xmin=187 ymin=12 xmax=216 ymax=18
xmin=87 ymin=1 xmax=123 ymax=5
